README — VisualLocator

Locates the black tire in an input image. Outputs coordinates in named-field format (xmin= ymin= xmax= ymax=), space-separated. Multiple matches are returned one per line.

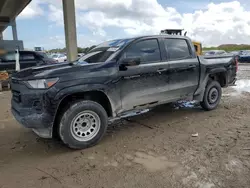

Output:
xmin=200 ymin=80 xmax=222 ymax=111
xmin=59 ymin=100 xmax=108 ymax=149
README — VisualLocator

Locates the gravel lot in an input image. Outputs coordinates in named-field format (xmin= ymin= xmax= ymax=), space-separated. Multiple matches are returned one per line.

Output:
xmin=0 ymin=64 xmax=250 ymax=188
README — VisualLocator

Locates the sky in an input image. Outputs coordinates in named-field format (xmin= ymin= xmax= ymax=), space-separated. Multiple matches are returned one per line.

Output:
xmin=3 ymin=0 xmax=250 ymax=50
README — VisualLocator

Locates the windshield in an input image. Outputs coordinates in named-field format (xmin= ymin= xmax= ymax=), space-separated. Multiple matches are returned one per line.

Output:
xmin=78 ymin=38 xmax=133 ymax=64
xmin=52 ymin=54 xmax=59 ymax=58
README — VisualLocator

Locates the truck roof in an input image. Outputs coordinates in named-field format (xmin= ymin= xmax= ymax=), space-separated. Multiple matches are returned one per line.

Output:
xmin=103 ymin=35 xmax=191 ymax=46
xmin=128 ymin=34 xmax=191 ymax=40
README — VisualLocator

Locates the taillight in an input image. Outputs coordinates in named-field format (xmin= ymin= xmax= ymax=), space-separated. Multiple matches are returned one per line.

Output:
xmin=235 ymin=55 xmax=239 ymax=72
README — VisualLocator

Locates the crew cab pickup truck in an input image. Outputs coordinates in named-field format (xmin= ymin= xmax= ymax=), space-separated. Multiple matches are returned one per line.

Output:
xmin=10 ymin=35 xmax=237 ymax=149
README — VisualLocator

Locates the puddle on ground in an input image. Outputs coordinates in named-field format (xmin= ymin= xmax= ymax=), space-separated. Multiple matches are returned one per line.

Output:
xmin=132 ymin=152 xmax=177 ymax=172
xmin=224 ymin=80 xmax=250 ymax=97
xmin=232 ymin=79 xmax=250 ymax=93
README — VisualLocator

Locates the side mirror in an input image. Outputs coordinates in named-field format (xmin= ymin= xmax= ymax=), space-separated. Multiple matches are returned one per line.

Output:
xmin=121 ymin=57 xmax=140 ymax=67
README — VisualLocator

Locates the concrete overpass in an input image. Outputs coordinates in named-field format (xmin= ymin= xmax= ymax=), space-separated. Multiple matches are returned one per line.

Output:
xmin=0 ymin=0 xmax=31 ymax=40
xmin=0 ymin=0 xmax=78 ymax=61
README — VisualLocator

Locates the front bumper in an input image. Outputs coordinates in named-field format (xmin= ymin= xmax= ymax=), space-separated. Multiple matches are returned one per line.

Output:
xmin=11 ymin=80 xmax=55 ymax=138
xmin=12 ymin=101 xmax=54 ymax=138
xmin=11 ymin=104 xmax=53 ymax=129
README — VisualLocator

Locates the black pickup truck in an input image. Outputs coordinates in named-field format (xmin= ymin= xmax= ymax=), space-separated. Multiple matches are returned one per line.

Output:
xmin=10 ymin=35 xmax=237 ymax=149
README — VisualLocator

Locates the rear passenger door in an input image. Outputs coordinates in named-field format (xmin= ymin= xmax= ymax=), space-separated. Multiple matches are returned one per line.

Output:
xmin=164 ymin=38 xmax=199 ymax=100
xmin=20 ymin=52 xmax=39 ymax=69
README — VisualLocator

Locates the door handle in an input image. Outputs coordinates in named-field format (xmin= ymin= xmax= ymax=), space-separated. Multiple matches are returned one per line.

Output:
xmin=157 ymin=68 xmax=167 ymax=74
xmin=188 ymin=65 xmax=197 ymax=68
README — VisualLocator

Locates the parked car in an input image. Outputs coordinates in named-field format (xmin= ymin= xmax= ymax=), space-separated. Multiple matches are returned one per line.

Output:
xmin=240 ymin=50 xmax=250 ymax=55
xmin=11 ymin=35 xmax=238 ymax=149
xmin=235 ymin=50 xmax=250 ymax=63
xmin=52 ymin=54 xmax=67 ymax=62
xmin=0 ymin=50 xmax=56 ymax=72
xmin=204 ymin=50 xmax=227 ymax=56
xmin=78 ymin=53 xmax=85 ymax=58
xmin=229 ymin=51 xmax=240 ymax=55
xmin=238 ymin=54 xmax=250 ymax=63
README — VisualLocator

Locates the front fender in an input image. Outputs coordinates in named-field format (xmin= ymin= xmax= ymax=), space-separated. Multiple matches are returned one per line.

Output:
xmin=54 ymin=83 xmax=119 ymax=117
xmin=54 ymin=84 xmax=109 ymax=101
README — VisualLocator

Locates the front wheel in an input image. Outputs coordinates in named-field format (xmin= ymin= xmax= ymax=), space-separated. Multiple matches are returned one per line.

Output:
xmin=200 ymin=80 xmax=222 ymax=111
xmin=59 ymin=100 xmax=108 ymax=149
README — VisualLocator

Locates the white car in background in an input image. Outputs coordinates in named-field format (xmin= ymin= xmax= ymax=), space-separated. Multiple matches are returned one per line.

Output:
xmin=52 ymin=54 xmax=67 ymax=62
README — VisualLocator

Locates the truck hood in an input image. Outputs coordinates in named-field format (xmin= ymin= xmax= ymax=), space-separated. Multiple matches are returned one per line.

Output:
xmin=11 ymin=62 xmax=104 ymax=80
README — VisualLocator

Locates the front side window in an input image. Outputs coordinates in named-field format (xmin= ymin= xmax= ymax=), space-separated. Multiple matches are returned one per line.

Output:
xmin=122 ymin=39 xmax=161 ymax=64
xmin=164 ymin=39 xmax=191 ymax=60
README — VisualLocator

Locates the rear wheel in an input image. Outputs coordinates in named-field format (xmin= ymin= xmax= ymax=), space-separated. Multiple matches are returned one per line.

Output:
xmin=200 ymin=80 xmax=222 ymax=111
xmin=59 ymin=100 xmax=108 ymax=149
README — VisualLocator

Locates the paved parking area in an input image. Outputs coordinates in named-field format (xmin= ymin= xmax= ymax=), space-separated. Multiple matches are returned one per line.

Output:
xmin=0 ymin=64 xmax=250 ymax=188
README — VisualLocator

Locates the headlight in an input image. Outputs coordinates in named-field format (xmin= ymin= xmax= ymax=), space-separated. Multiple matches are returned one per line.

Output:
xmin=26 ymin=78 xmax=59 ymax=89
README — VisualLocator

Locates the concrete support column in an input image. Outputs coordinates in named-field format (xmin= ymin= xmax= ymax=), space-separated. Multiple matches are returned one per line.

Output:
xmin=62 ymin=0 xmax=78 ymax=61
xmin=0 ymin=32 xmax=3 ymax=40
xmin=12 ymin=19 xmax=18 ymax=41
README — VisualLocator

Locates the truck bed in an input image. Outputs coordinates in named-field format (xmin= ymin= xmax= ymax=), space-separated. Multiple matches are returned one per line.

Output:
xmin=201 ymin=54 xmax=235 ymax=64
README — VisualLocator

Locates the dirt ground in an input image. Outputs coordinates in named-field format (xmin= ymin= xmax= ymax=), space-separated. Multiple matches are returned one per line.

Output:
xmin=0 ymin=65 xmax=250 ymax=188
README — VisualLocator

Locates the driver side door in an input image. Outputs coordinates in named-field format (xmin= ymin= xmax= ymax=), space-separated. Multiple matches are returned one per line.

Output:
xmin=117 ymin=38 xmax=169 ymax=114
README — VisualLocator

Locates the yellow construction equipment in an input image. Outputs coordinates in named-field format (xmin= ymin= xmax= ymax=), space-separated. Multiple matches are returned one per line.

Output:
xmin=192 ymin=41 xmax=202 ymax=55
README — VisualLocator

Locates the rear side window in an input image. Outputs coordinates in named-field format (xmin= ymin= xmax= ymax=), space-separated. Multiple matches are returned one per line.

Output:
xmin=164 ymin=39 xmax=191 ymax=60
xmin=123 ymin=39 xmax=161 ymax=63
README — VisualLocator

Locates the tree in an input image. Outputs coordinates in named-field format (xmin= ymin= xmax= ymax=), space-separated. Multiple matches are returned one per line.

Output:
xmin=203 ymin=44 xmax=250 ymax=52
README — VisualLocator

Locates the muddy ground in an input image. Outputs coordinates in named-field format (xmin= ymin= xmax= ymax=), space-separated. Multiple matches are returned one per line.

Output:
xmin=0 ymin=65 xmax=250 ymax=188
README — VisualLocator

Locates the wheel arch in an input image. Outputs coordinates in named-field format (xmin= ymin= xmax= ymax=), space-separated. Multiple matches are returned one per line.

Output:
xmin=194 ymin=69 xmax=227 ymax=101
xmin=52 ymin=88 xmax=114 ymax=138
xmin=208 ymin=68 xmax=227 ymax=87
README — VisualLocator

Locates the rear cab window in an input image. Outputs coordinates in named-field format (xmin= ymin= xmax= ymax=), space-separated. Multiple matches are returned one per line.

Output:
xmin=122 ymin=39 xmax=161 ymax=64
xmin=164 ymin=38 xmax=192 ymax=61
